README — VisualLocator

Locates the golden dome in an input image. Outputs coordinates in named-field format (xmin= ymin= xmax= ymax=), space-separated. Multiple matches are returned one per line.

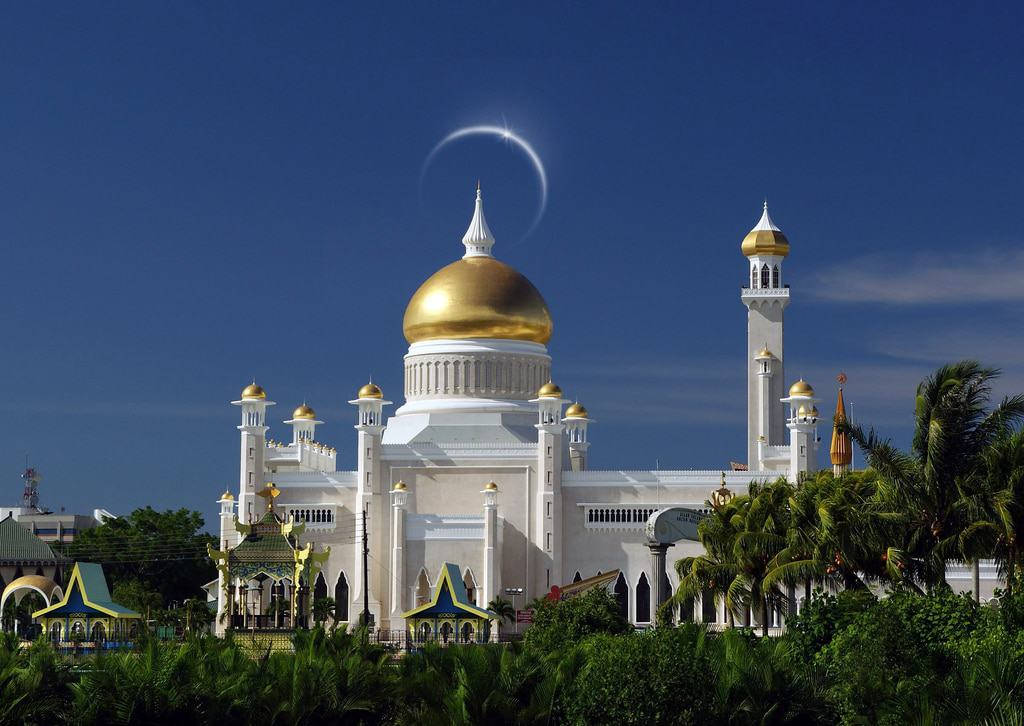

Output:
xmin=537 ymin=381 xmax=563 ymax=398
xmin=808 ymin=406 xmax=820 ymax=418
xmin=392 ymin=480 xmax=407 ymax=491
xmin=741 ymin=203 xmax=790 ymax=258
xmin=292 ymin=404 xmax=316 ymax=420
xmin=789 ymin=379 xmax=814 ymax=397
xmin=241 ymin=383 xmax=266 ymax=400
xmin=565 ymin=402 xmax=589 ymax=418
xmin=755 ymin=346 xmax=774 ymax=359
xmin=484 ymin=481 xmax=499 ymax=491
xmin=741 ymin=229 xmax=790 ymax=258
xmin=220 ymin=490 xmax=234 ymax=500
xmin=357 ymin=382 xmax=383 ymax=399
xmin=403 ymin=257 xmax=553 ymax=344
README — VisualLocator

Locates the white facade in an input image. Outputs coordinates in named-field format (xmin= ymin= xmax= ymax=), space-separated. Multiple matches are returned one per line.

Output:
xmin=214 ymin=194 xmax=995 ymax=631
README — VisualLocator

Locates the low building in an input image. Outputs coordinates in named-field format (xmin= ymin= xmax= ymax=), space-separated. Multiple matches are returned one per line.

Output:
xmin=33 ymin=561 xmax=140 ymax=643
xmin=402 ymin=563 xmax=496 ymax=644
xmin=0 ymin=514 xmax=70 ymax=589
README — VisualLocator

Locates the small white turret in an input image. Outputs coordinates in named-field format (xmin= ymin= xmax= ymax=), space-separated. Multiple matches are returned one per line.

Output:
xmin=232 ymin=382 xmax=275 ymax=523
xmin=284 ymin=403 xmax=323 ymax=444
xmin=562 ymin=402 xmax=592 ymax=472
xmin=781 ymin=379 xmax=820 ymax=481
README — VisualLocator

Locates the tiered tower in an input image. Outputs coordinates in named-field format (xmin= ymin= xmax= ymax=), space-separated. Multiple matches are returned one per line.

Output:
xmin=741 ymin=203 xmax=790 ymax=469
xmin=531 ymin=381 xmax=566 ymax=590
xmin=830 ymin=387 xmax=852 ymax=476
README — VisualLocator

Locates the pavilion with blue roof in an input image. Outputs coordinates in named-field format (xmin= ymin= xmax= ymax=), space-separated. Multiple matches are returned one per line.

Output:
xmin=402 ymin=562 xmax=496 ymax=644
xmin=33 ymin=562 xmax=140 ymax=643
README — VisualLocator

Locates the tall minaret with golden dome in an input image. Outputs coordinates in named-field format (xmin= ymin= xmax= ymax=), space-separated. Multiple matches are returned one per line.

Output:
xmin=232 ymin=382 xmax=274 ymax=523
xmin=740 ymin=203 xmax=790 ymax=469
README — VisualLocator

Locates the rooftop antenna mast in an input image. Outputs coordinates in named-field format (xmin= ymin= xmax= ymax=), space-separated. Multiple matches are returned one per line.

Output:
xmin=21 ymin=456 xmax=41 ymax=511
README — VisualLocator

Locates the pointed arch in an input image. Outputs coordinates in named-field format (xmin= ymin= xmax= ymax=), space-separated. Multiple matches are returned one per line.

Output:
xmin=314 ymin=572 xmax=328 ymax=602
xmin=751 ymin=264 xmax=758 ymax=288
xmin=415 ymin=568 xmax=431 ymax=606
xmin=613 ymin=572 xmax=628 ymax=621
xmin=760 ymin=264 xmax=770 ymax=288
xmin=772 ymin=264 xmax=780 ymax=288
xmin=334 ymin=571 xmax=349 ymax=623
xmin=462 ymin=568 xmax=478 ymax=606
xmin=572 ymin=571 xmax=582 ymax=583
xmin=636 ymin=572 xmax=651 ymax=623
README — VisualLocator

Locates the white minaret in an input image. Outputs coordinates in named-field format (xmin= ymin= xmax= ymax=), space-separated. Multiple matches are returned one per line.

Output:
xmin=782 ymin=379 xmax=820 ymax=481
xmin=462 ymin=181 xmax=495 ymax=258
xmin=562 ymin=402 xmax=592 ymax=472
xmin=215 ymin=489 xmax=235 ymax=635
xmin=348 ymin=381 xmax=391 ymax=624
xmin=389 ymin=480 xmax=408 ymax=623
xmin=284 ymin=403 xmax=322 ymax=444
xmin=232 ymin=383 xmax=274 ymax=524
xmin=741 ymin=203 xmax=790 ymax=469
xmin=531 ymin=381 xmax=565 ymax=592
xmin=481 ymin=481 xmax=499 ymax=611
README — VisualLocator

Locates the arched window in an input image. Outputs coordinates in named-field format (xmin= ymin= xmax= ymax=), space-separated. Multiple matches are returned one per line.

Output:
xmin=314 ymin=572 xmax=328 ymax=603
xmin=415 ymin=569 xmax=431 ymax=607
xmin=334 ymin=572 xmax=349 ymax=623
xmin=91 ymin=622 xmax=106 ymax=641
xmin=751 ymin=265 xmax=758 ymax=288
xmin=613 ymin=573 xmax=628 ymax=621
xmin=761 ymin=264 xmax=770 ymax=288
xmin=572 ymin=571 xmax=582 ymax=583
xmin=772 ymin=265 xmax=780 ymax=288
xmin=461 ymin=622 xmax=474 ymax=643
xmin=463 ymin=569 xmax=478 ymax=606
xmin=636 ymin=573 xmax=651 ymax=623
xmin=419 ymin=621 xmax=432 ymax=642
xmin=50 ymin=621 xmax=62 ymax=640
xmin=701 ymin=589 xmax=718 ymax=623
xmin=440 ymin=622 xmax=453 ymax=643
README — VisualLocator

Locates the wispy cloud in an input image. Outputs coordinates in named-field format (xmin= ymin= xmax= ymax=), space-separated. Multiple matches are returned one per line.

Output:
xmin=810 ymin=249 xmax=1024 ymax=304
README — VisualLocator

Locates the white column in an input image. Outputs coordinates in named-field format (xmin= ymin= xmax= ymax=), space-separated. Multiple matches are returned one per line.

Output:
xmin=215 ymin=492 xmax=234 ymax=636
xmin=232 ymin=391 xmax=274 ymax=524
xmin=482 ymin=482 xmax=498 ymax=607
xmin=389 ymin=482 xmax=408 ymax=623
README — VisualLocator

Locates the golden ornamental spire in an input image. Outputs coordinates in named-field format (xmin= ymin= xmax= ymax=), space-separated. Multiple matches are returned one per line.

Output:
xmin=830 ymin=381 xmax=852 ymax=475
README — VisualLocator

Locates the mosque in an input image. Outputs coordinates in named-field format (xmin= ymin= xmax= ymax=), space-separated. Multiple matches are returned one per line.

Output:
xmin=213 ymin=188 xmax=845 ymax=634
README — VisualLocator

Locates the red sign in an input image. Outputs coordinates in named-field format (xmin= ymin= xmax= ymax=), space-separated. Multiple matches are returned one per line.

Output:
xmin=516 ymin=610 xmax=533 ymax=624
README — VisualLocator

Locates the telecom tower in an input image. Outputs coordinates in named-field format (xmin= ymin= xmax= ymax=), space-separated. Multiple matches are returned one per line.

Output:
xmin=21 ymin=463 xmax=41 ymax=511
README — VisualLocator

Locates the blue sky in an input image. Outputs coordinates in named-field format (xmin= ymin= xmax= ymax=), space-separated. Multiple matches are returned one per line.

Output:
xmin=2 ymin=3 xmax=1022 ymax=530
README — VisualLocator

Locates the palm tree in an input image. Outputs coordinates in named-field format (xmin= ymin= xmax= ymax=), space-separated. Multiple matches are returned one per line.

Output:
xmin=848 ymin=361 xmax=1024 ymax=590
xmin=673 ymin=493 xmax=744 ymax=627
xmin=962 ymin=428 xmax=1024 ymax=594
xmin=312 ymin=596 xmax=336 ymax=627
xmin=765 ymin=470 xmax=907 ymax=598
xmin=486 ymin=596 xmax=515 ymax=626
xmin=674 ymin=478 xmax=792 ymax=635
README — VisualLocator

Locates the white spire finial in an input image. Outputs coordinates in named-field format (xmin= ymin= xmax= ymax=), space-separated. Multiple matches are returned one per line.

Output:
xmin=752 ymin=199 xmax=781 ymax=233
xmin=462 ymin=182 xmax=495 ymax=258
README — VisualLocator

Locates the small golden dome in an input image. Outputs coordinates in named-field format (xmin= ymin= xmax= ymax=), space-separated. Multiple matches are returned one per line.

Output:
xmin=565 ymin=402 xmax=589 ymax=418
xmin=484 ymin=481 xmax=499 ymax=491
xmin=789 ymin=379 xmax=814 ymax=397
xmin=392 ymin=480 xmax=407 ymax=491
xmin=357 ymin=382 xmax=383 ymax=399
xmin=220 ymin=490 xmax=234 ymax=500
xmin=755 ymin=346 xmax=773 ymax=359
xmin=797 ymin=405 xmax=809 ymax=417
xmin=808 ymin=406 xmax=820 ymax=418
xmin=403 ymin=257 xmax=553 ymax=344
xmin=537 ymin=381 xmax=563 ymax=398
xmin=241 ymin=383 xmax=266 ymax=400
xmin=292 ymin=404 xmax=316 ymax=420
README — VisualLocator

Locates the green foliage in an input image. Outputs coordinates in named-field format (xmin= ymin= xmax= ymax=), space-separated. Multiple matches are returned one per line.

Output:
xmin=64 ymin=507 xmax=216 ymax=604
xmin=786 ymin=589 xmax=877 ymax=662
xmin=523 ymin=587 xmax=631 ymax=654
xmin=486 ymin=596 xmax=514 ymax=625
xmin=566 ymin=626 xmax=717 ymax=725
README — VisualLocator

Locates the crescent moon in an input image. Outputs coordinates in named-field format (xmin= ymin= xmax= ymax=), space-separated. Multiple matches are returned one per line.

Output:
xmin=422 ymin=125 xmax=548 ymax=238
